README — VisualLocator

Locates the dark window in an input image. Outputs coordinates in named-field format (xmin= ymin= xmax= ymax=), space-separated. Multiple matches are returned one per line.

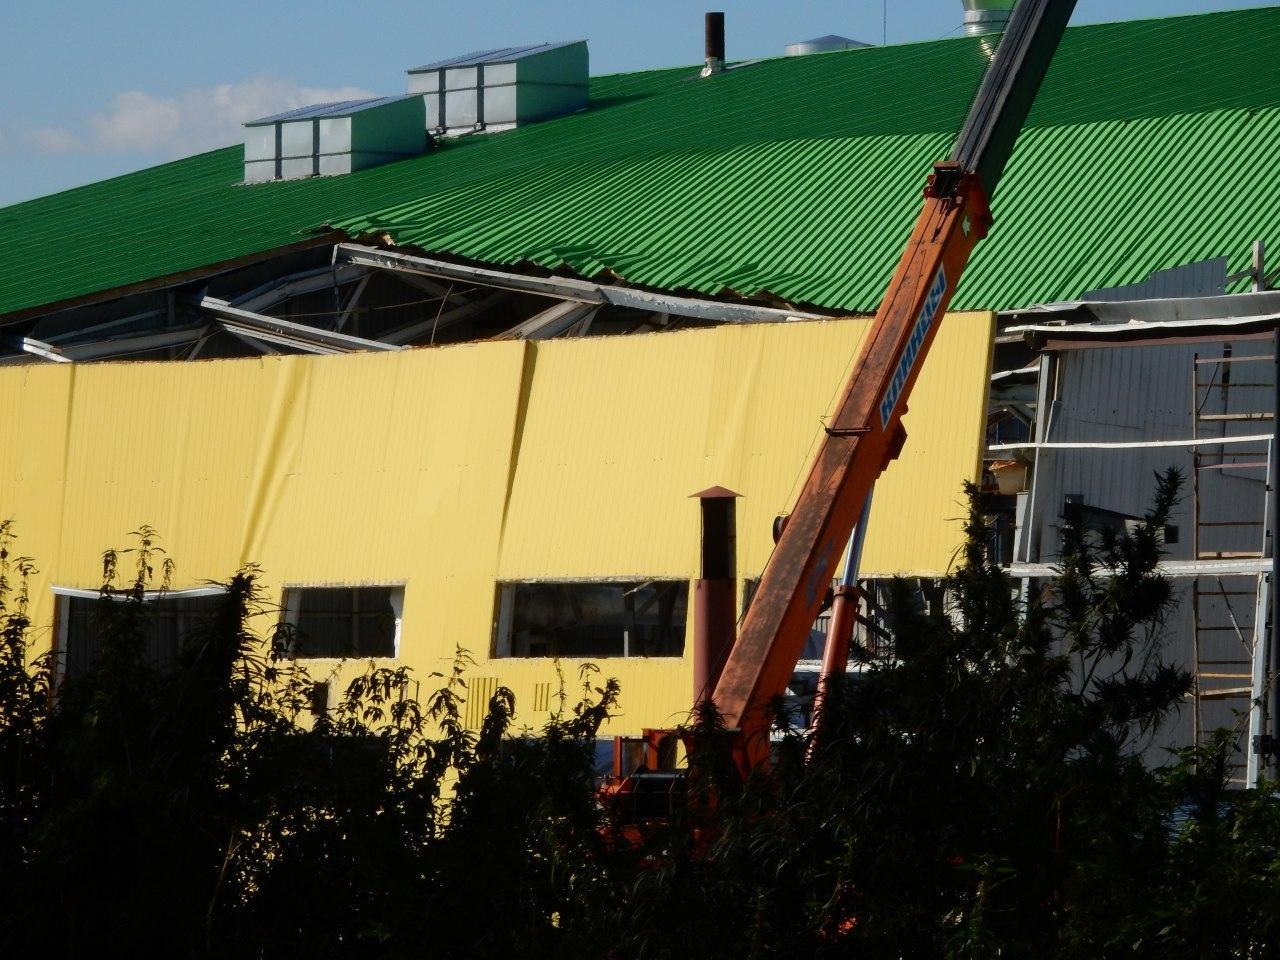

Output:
xmin=60 ymin=592 xmax=225 ymax=680
xmin=285 ymin=586 xmax=401 ymax=659
xmin=309 ymin=681 xmax=331 ymax=717
xmin=495 ymin=581 xmax=688 ymax=659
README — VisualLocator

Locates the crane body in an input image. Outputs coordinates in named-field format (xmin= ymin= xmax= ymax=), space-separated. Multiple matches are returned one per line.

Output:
xmin=716 ymin=163 xmax=993 ymax=763
xmin=608 ymin=0 xmax=1079 ymax=793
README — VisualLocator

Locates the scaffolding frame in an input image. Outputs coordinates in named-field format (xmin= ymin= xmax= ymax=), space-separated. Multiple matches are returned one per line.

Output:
xmin=995 ymin=329 xmax=1280 ymax=788
xmin=1190 ymin=350 xmax=1273 ymax=784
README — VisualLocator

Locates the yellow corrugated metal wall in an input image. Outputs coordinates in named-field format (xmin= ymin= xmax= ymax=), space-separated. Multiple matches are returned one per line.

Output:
xmin=0 ymin=313 xmax=992 ymax=731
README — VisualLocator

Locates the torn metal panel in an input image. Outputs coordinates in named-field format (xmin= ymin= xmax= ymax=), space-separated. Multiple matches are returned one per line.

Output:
xmin=1080 ymin=256 xmax=1229 ymax=302
xmin=990 ymin=364 xmax=1039 ymax=384
xmin=1003 ymin=289 xmax=1280 ymax=327
xmin=1010 ymin=313 xmax=1280 ymax=350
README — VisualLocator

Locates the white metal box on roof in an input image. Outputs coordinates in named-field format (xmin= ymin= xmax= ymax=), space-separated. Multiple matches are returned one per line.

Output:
xmin=406 ymin=41 xmax=588 ymax=136
xmin=242 ymin=96 xmax=428 ymax=183
xmin=784 ymin=35 xmax=872 ymax=57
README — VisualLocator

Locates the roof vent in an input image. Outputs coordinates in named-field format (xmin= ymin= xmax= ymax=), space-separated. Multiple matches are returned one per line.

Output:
xmin=703 ymin=12 xmax=725 ymax=76
xmin=962 ymin=0 xmax=1017 ymax=36
xmin=784 ymin=35 xmax=872 ymax=56
xmin=406 ymin=41 xmax=588 ymax=137
xmin=243 ymin=96 xmax=428 ymax=183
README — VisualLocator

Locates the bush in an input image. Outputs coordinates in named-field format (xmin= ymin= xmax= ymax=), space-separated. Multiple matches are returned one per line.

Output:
xmin=2 ymin=474 xmax=1279 ymax=958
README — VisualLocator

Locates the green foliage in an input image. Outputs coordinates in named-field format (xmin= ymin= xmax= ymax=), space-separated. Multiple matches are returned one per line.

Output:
xmin=1 ymin=472 xmax=1279 ymax=959
xmin=0 ymin=524 xmax=620 ymax=959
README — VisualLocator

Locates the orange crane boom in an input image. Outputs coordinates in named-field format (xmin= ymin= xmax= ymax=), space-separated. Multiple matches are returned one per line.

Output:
xmin=713 ymin=0 xmax=1079 ymax=765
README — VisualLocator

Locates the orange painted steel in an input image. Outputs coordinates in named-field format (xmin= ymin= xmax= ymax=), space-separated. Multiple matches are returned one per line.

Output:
xmin=712 ymin=165 xmax=993 ymax=765
xmin=809 ymin=582 xmax=861 ymax=738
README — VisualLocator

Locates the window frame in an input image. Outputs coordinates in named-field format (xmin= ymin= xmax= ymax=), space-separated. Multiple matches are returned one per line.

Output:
xmin=279 ymin=582 xmax=406 ymax=661
xmin=491 ymin=578 xmax=690 ymax=660
xmin=51 ymin=584 xmax=228 ymax=682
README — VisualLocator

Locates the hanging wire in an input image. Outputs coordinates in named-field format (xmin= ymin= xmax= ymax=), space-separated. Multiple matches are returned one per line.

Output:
xmin=430 ymin=284 xmax=455 ymax=346
xmin=277 ymin=293 xmax=446 ymax=319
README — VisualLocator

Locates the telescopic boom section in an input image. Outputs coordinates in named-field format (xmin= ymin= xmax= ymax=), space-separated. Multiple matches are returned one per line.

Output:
xmin=711 ymin=0 xmax=1077 ymax=765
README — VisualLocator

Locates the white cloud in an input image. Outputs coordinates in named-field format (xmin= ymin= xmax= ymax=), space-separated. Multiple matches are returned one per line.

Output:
xmin=86 ymin=78 xmax=377 ymax=156
xmin=91 ymin=91 xmax=182 ymax=151
xmin=21 ymin=126 xmax=83 ymax=154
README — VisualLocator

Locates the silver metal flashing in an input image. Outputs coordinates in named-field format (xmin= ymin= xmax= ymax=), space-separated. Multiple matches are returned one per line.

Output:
xmin=1009 ymin=558 xmax=1272 ymax=578
xmin=990 ymin=433 xmax=1273 ymax=453
xmin=784 ymin=35 xmax=871 ymax=56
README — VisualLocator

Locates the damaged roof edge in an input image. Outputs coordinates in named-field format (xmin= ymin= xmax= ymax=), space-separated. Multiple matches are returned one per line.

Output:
xmin=1001 ymin=289 xmax=1280 ymax=326
xmin=1 ymin=229 xmax=848 ymax=330
xmin=0 ymin=233 xmax=344 ymax=329
xmin=335 ymin=242 xmax=844 ymax=324
xmin=1010 ymin=312 xmax=1280 ymax=350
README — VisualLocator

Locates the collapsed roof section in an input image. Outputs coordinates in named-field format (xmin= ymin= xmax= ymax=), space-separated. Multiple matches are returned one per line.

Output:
xmin=0 ymin=240 xmax=830 ymax=366
xmin=0 ymin=8 xmax=1278 ymax=328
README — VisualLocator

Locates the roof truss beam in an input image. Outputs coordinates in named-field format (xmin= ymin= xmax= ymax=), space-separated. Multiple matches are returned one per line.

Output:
xmin=59 ymin=325 xmax=207 ymax=362
xmin=229 ymin=263 xmax=368 ymax=313
xmin=496 ymin=301 xmax=600 ymax=340
xmin=336 ymin=243 xmax=829 ymax=325
xmin=1 ymin=335 xmax=70 ymax=363
xmin=200 ymin=298 xmax=403 ymax=354
xmin=380 ymin=290 xmax=511 ymax=345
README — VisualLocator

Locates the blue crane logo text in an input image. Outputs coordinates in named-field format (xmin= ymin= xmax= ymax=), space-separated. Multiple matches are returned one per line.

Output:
xmin=879 ymin=267 xmax=947 ymax=428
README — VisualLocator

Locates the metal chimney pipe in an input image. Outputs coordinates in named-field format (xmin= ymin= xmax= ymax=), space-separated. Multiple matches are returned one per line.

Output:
xmin=963 ymin=0 xmax=1017 ymax=36
xmin=703 ymin=11 xmax=726 ymax=76
xmin=691 ymin=486 xmax=739 ymax=702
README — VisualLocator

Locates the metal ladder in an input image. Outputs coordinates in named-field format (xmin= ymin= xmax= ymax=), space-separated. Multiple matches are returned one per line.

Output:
xmin=1190 ymin=349 xmax=1272 ymax=784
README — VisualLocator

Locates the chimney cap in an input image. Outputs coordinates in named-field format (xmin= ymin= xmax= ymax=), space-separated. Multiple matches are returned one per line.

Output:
xmin=691 ymin=485 xmax=741 ymax=500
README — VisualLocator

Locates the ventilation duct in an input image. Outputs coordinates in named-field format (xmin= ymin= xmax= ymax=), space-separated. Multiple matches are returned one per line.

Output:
xmin=785 ymin=35 xmax=872 ymax=56
xmin=243 ymin=96 xmax=428 ymax=183
xmin=963 ymin=0 xmax=1018 ymax=36
xmin=703 ymin=12 xmax=725 ymax=76
xmin=406 ymin=41 xmax=588 ymax=137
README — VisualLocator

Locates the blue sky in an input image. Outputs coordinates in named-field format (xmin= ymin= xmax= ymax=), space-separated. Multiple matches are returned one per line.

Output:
xmin=0 ymin=0 xmax=1269 ymax=206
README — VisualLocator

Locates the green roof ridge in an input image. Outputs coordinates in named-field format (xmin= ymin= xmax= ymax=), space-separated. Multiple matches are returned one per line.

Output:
xmin=0 ymin=6 xmax=1277 ymax=320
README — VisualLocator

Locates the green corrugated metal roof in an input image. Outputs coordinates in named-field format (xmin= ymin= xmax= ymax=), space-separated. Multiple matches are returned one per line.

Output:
xmin=1 ymin=7 xmax=1278 ymax=320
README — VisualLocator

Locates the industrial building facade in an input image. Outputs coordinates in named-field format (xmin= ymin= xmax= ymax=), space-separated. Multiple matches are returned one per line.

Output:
xmin=0 ymin=314 xmax=991 ymax=730
xmin=989 ymin=291 xmax=1280 ymax=783
xmin=1 ymin=8 xmax=1279 ymax=744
